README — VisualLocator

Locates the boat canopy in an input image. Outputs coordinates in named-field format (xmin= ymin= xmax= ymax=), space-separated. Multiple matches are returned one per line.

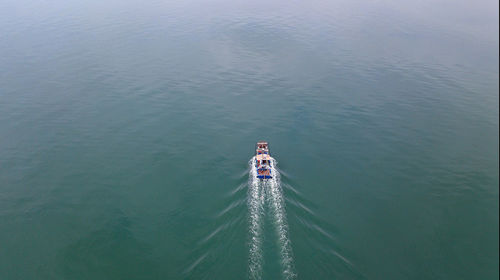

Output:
xmin=256 ymin=154 xmax=271 ymax=161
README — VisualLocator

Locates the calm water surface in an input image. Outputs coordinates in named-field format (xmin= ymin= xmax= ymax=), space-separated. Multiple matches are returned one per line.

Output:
xmin=0 ymin=0 xmax=498 ymax=279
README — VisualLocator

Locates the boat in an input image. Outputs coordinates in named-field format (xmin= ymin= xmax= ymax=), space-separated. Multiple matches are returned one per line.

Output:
xmin=255 ymin=141 xmax=272 ymax=179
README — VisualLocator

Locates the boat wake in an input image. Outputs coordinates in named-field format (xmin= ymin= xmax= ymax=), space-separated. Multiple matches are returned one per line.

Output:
xmin=248 ymin=157 xmax=296 ymax=280
xmin=267 ymin=158 xmax=296 ymax=279
xmin=248 ymin=157 xmax=265 ymax=279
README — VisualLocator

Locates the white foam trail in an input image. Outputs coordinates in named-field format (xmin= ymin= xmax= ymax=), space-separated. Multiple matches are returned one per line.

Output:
xmin=267 ymin=158 xmax=296 ymax=279
xmin=248 ymin=157 xmax=264 ymax=280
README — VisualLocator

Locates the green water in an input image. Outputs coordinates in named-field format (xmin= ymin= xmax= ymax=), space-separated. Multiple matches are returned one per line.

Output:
xmin=0 ymin=0 xmax=498 ymax=279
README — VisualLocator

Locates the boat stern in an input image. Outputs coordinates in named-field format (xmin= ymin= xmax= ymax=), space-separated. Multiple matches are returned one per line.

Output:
xmin=257 ymin=167 xmax=272 ymax=179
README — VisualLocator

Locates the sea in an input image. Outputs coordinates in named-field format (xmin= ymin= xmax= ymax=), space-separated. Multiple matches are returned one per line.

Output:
xmin=0 ymin=0 xmax=498 ymax=279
